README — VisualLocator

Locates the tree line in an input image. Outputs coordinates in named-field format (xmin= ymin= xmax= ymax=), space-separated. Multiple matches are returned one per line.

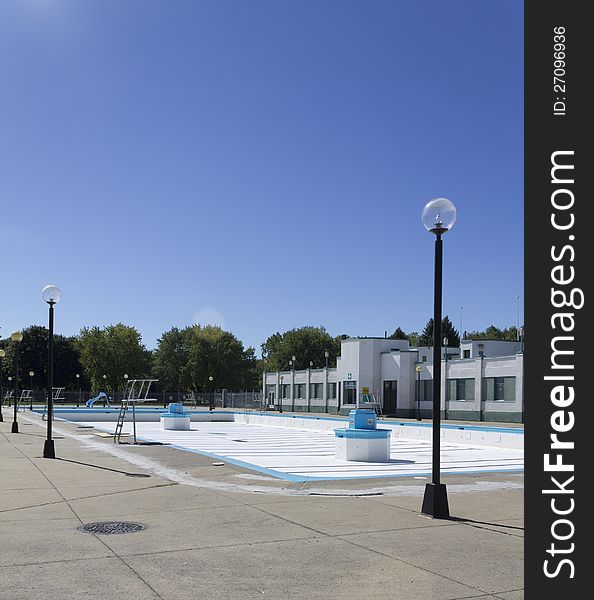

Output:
xmin=0 ymin=324 xmax=260 ymax=394
xmin=388 ymin=318 xmax=521 ymax=346
xmin=0 ymin=318 xmax=520 ymax=393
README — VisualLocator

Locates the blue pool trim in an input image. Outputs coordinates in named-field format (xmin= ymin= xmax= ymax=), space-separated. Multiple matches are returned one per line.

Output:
xmin=161 ymin=414 xmax=191 ymax=418
xmin=334 ymin=428 xmax=391 ymax=439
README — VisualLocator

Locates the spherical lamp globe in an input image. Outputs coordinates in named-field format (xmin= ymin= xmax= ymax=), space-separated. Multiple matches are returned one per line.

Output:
xmin=42 ymin=285 xmax=62 ymax=304
xmin=421 ymin=198 xmax=457 ymax=234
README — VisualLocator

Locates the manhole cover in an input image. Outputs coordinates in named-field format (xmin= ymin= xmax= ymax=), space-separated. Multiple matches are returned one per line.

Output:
xmin=78 ymin=521 xmax=146 ymax=535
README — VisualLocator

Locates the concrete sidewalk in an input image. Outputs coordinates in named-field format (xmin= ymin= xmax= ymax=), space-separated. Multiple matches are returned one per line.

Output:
xmin=0 ymin=409 xmax=523 ymax=600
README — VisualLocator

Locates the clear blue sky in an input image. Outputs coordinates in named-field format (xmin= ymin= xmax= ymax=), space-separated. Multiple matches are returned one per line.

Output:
xmin=0 ymin=0 xmax=523 ymax=353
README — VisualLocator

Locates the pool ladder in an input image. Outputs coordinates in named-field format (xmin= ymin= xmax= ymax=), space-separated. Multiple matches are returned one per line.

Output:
xmin=42 ymin=387 xmax=65 ymax=421
xmin=114 ymin=400 xmax=129 ymax=443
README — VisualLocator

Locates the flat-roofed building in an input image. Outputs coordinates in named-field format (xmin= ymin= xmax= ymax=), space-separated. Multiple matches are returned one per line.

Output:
xmin=263 ymin=337 xmax=523 ymax=422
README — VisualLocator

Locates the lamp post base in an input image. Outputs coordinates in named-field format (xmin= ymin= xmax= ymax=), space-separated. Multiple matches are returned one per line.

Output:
xmin=421 ymin=483 xmax=450 ymax=518
xmin=43 ymin=440 xmax=56 ymax=459
xmin=0 ymin=412 xmax=4 ymax=422
xmin=11 ymin=421 xmax=19 ymax=433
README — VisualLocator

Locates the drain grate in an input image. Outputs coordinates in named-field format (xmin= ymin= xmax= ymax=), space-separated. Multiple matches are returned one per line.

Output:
xmin=78 ymin=521 xmax=146 ymax=535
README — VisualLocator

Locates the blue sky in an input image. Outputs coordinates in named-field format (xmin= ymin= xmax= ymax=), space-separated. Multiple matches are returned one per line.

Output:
xmin=0 ymin=0 xmax=523 ymax=353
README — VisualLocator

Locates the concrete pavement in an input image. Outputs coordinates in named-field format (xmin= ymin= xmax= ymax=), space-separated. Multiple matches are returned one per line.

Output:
xmin=0 ymin=409 xmax=523 ymax=599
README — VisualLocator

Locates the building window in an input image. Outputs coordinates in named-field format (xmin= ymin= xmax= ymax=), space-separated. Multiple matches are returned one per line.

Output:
xmin=447 ymin=378 xmax=475 ymax=402
xmin=309 ymin=383 xmax=322 ymax=399
xmin=294 ymin=383 xmax=305 ymax=399
xmin=494 ymin=378 xmax=505 ymax=401
xmin=327 ymin=382 xmax=337 ymax=399
xmin=280 ymin=384 xmax=290 ymax=399
xmin=458 ymin=378 xmax=475 ymax=401
xmin=416 ymin=380 xmax=433 ymax=402
xmin=422 ymin=356 xmax=427 ymax=363
xmin=463 ymin=349 xmax=471 ymax=359
xmin=482 ymin=377 xmax=516 ymax=402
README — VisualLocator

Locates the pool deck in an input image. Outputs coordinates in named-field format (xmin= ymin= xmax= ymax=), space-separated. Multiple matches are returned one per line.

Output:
xmin=0 ymin=407 xmax=523 ymax=600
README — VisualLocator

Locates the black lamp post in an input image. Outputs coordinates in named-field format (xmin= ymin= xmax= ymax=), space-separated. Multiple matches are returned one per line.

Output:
xmin=76 ymin=374 xmax=81 ymax=407
xmin=279 ymin=375 xmax=284 ymax=413
xmin=208 ymin=376 xmax=214 ymax=411
xmin=42 ymin=284 xmax=61 ymax=459
xmin=443 ymin=337 xmax=449 ymax=412
xmin=415 ymin=365 xmax=422 ymax=421
xmin=10 ymin=331 xmax=24 ymax=433
xmin=290 ymin=356 xmax=296 ymax=412
xmin=29 ymin=371 xmax=34 ymax=410
xmin=123 ymin=373 xmax=129 ymax=407
xmin=420 ymin=197 xmax=456 ymax=519
xmin=516 ymin=295 xmax=520 ymax=340
xmin=0 ymin=349 xmax=5 ymax=422
xmin=324 ymin=350 xmax=329 ymax=368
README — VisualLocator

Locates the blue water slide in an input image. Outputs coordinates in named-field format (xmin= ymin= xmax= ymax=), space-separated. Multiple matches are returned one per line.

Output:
xmin=86 ymin=392 xmax=110 ymax=408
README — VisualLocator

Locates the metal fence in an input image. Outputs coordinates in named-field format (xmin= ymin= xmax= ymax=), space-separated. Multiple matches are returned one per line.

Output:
xmin=3 ymin=389 xmax=265 ymax=411
xmin=182 ymin=391 xmax=266 ymax=410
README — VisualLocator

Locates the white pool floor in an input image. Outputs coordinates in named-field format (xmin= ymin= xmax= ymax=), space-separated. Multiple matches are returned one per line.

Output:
xmin=78 ymin=420 xmax=524 ymax=481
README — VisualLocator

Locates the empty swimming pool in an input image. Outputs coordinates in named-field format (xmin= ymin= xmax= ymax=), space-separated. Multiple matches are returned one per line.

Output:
xmin=57 ymin=410 xmax=524 ymax=482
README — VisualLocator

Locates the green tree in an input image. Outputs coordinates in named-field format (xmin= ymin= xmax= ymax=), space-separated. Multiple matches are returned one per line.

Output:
xmin=153 ymin=325 xmax=259 ymax=392
xmin=152 ymin=327 xmax=192 ymax=390
xmin=55 ymin=335 xmax=87 ymax=389
xmin=503 ymin=326 xmax=520 ymax=341
xmin=389 ymin=327 xmax=408 ymax=340
xmin=419 ymin=320 xmax=433 ymax=346
xmin=0 ymin=325 xmax=84 ymax=390
xmin=418 ymin=316 xmax=460 ymax=347
xmin=407 ymin=331 xmax=420 ymax=347
xmin=466 ymin=325 xmax=520 ymax=341
xmin=261 ymin=332 xmax=282 ymax=364
xmin=188 ymin=325 xmax=247 ymax=391
xmin=261 ymin=326 xmax=341 ymax=371
xmin=241 ymin=347 xmax=263 ymax=390
xmin=77 ymin=324 xmax=151 ymax=392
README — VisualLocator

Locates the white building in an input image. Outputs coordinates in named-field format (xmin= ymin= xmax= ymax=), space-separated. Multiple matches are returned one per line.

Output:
xmin=262 ymin=337 xmax=523 ymax=423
